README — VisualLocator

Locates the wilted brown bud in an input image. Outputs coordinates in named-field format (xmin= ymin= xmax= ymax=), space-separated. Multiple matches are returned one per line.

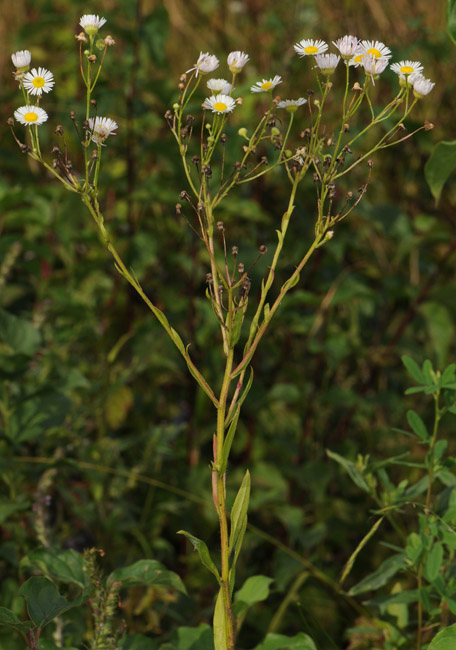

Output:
xmin=259 ymin=245 xmax=267 ymax=254
xmin=70 ymin=111 xmax=76 ymax=120
xmin=221 ymin=133 xmax=227 ymax=143
xmin=90 ymin=99 xmax=97 ymax=107
xmin=51 ymin=146 xmax=61 ymax=155
xmin=178 ymin=82 xmax=184 ymax=90
xmin=197 ymin=201 xmax=203 ymax=212
xmin=87 ymin=54 xmax=97 ymax=63
xmin=347 ymin=191 xmax=353 ymax=199
xmin=367 ymin=160 xmax=374 ymax=169
xmin=306 ymin=88 xmax=314 ymax=95
xmin=202 ymin=164 xmax=212 ymax=178
xmin=217 ymin=221 xmax=224 ymax=231
xmin=234 ymin=161 xmax=242 ymax=170
xmin=237 ymin=263 xmax=245 ymax=274
xmin=206 ymin=273 xmax=213 ymax=284
xmin=20 ymin=144 xmax=30 ymax=154
xmin=191 ymin=155 xmax=200 ymax=165
xmin=75 ymin=32 xmax=88 ymax=42
xmin=261 ymin=156 xmax=268 ymax=165
xmin=55 ymin=125 xmax=64 ymax=135
xmin=7 ymin=117 xmax=14 ymax=127
xmin=180 ymin=190 xmax=190 ymax=200
xmin=424 ymin=121 xmax=434 ymax=131
xmin=344 ymin=123 xmax=350 ymax=132
xmin=179 ymin=73 xmax=187 ymax=83
xmin=91 ymin=149 xmax=98 ymax=159
xmin=352 ymin=82 xmax=362 ymax=91
xmin=176 ymin=203 xmax=182 ymax=215
xmin=53 ymin=159 xmax=59 ymax=169
xmin=232 ymin=246 xmax=238 ymax=256
xmin=104 ymin=35 xmax=115 ymax=46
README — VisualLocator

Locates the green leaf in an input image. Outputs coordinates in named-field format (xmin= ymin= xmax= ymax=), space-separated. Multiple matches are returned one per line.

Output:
xmin=251 ymin=632 xmax=318 ymax=650
xmin=401 ymin=355 xmax=425 ymax=384
xmin=229 ymin=470 xmax=250 ymax=554
xmin=428 ymin=623 xmax=456 ymax=649
xmin=177 ymin=531 xmax=220 ymax=581
xmin=448 ymin=0 xmax=456 ymax=45
xmin=326 ymin=449 xmax=370 ymax=493
xmin=230 ymin=306 xmax=246 ymax=348
xmin=171 ymin=624 xmax=214 ymax=650
xmin=0 ymin=309 xmax=41 ymax=356
xmin=233 ymin=575 xmax=273 ymax=617
xmin=441 ymin=363 xmax=456 ymax=385
xmin=37 ymin=642 xmax=79 ymax=650
xmin=213 ymin=588 xmax=228 ymax=650
xmin=21 ymin=548 xmax=89 ymax=588
xmin=0 ymin=606 xmax=32 ymax=633
xmin=8 ymin=390 xmax=70 ymax=443
xmin=348 ymin=554 xmax=407 ymax=596
xmin=19 ymin=577 xmax=82 ymax=628
xmin=425 ymin=140 xmax=456 ymax=203
xmin=107 ymin=559 xmax=186 ymax=594
xmin=0 ymin=500 xmax=30 ymax=525
xmin=426 ymin=542 xmax=444 ymax=582
xmin=406 ymin=410 xmax=429 ymax=441
xmin=419 ymin=302 xmax=454 ymax=366
xmin=340 ymin=518 xmax=384 ymax=585
xmin=219 ymin=407 xmax=240 ymax=475
xmin=119 ymin=633 xmax=161 ymax=649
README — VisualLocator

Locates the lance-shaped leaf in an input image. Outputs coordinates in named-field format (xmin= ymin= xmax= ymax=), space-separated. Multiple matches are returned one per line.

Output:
xmin=177 ymin=531 xmax=220 ymax=581
xmin=326 ymin=449 xmax=370 ymax=493
xmin=213 ymin=588 xmax=228 ymax=650
xmin=348 ymin=554 xmax=408 ymax=596
xmin=425 ymin=141 xmax=456 ymax=204
xmin=219 ymin=407 xmax=240 ymax=475
xmin=449 ymin=0 xmax=456 ymax=44
xmin=340 ymin=518 xmax=384 ymax=585
xmin=229 ymin=470 xmax=250 ymax=554
xmin=107 ymin=559 xmax=186 ymax=593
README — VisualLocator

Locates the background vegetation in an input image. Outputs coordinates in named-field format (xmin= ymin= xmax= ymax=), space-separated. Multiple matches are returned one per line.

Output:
xmin=1 ymin=0 xmax=455 ymax=648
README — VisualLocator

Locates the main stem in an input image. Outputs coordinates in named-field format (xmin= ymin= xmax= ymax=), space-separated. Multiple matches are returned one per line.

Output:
xmin=214 ymin=349 xmax=235 ymax=649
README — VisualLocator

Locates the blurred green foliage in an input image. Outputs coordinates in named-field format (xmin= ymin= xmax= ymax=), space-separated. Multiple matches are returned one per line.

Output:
xmin=1 ymin=0 xmax=456 ymax=647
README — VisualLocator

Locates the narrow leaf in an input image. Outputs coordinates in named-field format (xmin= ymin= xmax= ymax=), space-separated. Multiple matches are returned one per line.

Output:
xmin=340 ymin=518 xmax=384 ymax=585
xmin=448 ymin=0 xmax=456 ymax=44
xmin=177 ymin=531 xmax=220 ymax=581
xmin=401 ymin=355 xmax=425 ymax=384
xmin=406 ymin=410 xmax=429 ymax=441
xmin=426 ymin=542 xmax=444 ymax=582
xmin=219 ymin=407 xmax=240 ymax=475
xmin=213 ymin=588 xmax=228 ymax=650
xmin=229 ymin=471 xmax=251 ymax=553
xmin=326 ymin=449 xmax=370 ymax=493
xmin=348 ymin=554 xmax=407 ymax=596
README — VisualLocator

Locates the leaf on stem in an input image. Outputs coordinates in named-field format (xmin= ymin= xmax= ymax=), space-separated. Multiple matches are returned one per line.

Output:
xmin=0 ymin=606 xmax=33 ymax=634
xmin=427 ymin=623 xmax=456 ymax=650
xmin=18 ymin=577 xmax=83 ymax=628
xmin=406 ymin=410 xmax=430 ymax=442
xmin=219 ymin=406 xmax=240 ymax=475
xmin=326 ymin=449 xmax=370 ymax=493
xmin=424 ymin=141 xmax=456 ymax=204
xmin=229 ymin=470 xmax=251 ymax=555
xmin=213 ymin=588 xmax=228 ymax=650
xmin=107 ymin=559 xmax=187 ymax=593
xmin=177 ymin=530 xmax=220 ymax=581
xmin=340 ymin=517 xmax=384 ymax=586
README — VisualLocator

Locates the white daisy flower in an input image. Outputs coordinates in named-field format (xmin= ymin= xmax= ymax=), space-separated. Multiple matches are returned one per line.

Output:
xmin=349 ymin=52 xmax=365 ymax=68
xmin=22 ymin=67 xmax=55 ymax=96
xmin=227 ymin=51 xmax=249 ymax=73
xmin=294 ymin=38 xmax=328 ymax=57
xmin=187 ymin=52 xmax=219 ymax=77
xmin=360 ymin=39 xmax=392 ymax=60
xmin=14 ymin=105 xmax=48 ymax=126
xmin=276 ymin=98 xmax=307 ymax=112
xmin=11 ymin=50 xmax=31 ymax=69
xmin=390 ymin=60 xmax=424 ymax=77
xmin=202 ymin=94 xmax=236 ymax=114
xmin=363 ymin=54 xmax=389 ymax=78
xmin=80 ymin=14 xmax=107 ymax=36
xmin=332 ymin=35 xmax=359 ymax=59
xmin=412 ymin=75 xmax=435 ymax=98
xmin=250 ymin=75 xmax=282 ymax=93
xmin=88 ymin=116 xmax=118 ymax=144
xmin=207 ymin=78 xmax=232 ymax=94
xmin=315 ymin=53 xmax=341 ymax=75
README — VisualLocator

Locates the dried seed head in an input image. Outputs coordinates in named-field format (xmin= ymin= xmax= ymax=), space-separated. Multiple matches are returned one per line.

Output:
xmin=53 ymin=158 xmax=59 ymax=169
xmin=164 ymin=109 xmax=172 ymax=120
xmin=51 ymin=146 xmax=61 ymax=155
xmin=237 ymin=263 xmax=245 ymax=273
xmin=197 ymin=201 xmax=203 ymax=212
xmin=180 ymin=190 xmax=190 ymax=200
xmin=234 ymin=161 xmax=242 ymax=170
xmin=424 ymin=121 xmax=434 ymax=131
xmin=87 ymin=54 xmax=97 ymax=63
xmin=260 ymin=156 xmax=268 ymax=165
xmin=344 ymin=123 xmax=350 ymax=132
xmin=367 ymin=160 xmax=374 ymax=169
xmin=206 ymin=273 xmax=213 ymax=284
xmin=7 ymin=117 xmax=14 ymax=127
xmin=175 ymin=203 xmax=182 ymax=215
xmin=178 ymin=82 xmax=185 ymax=90
xmin=104 ymin=35 xmax=115 ymax=46
xmin=313 ymin=173 xmax=319 ymax=182
xmin=55 ymin=125 xmax=64 ymax=135
xmin=352 ymin=82 xmax=362 ymax=91
xmin=232 ymin=246 xmax=238 ymax=256
xmin=20 ymin=144 xmax=31 ymax=154
xmin=306 ymin=88 xmax=314 ymax=95
xmin=347 ymin=191 xmax=353 ymax=199
xmin=191 ymin=155 xmax=200 ymax=165
xmin=217 ymin=221 xmax=224 ymax=231
xmin=202 ymin=164 xmax=212 ymax=178
xmin=259 ymin=244 xmax=267 ymax=254
xmin=75 ymin=31 xmax=88 ymax=42
xmin=185 ymin=115 xmax=195 ymax=125
xmin=221 ymin=133 xmax=227 ymax=143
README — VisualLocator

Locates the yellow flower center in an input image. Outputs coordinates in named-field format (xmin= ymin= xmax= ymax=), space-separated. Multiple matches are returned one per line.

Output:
xmin=401 ymin=65 xmax=414 ymax=74
xmin=214 ymin=102 xmax=227 ymax=112
xmin=24 ymin=112 xmax=38 ymax=122
xmin=366 ymin=47 xmax=382 ymax=58
xmin=305 ymin=45 xmax=319 ymax=54
xmin=261 ymin=81 xmax=273 ymax=90
xmin=354 ymin=54 xmax=364 ymax=64
xmin=33 ymin=76 xmax=45 ymax=88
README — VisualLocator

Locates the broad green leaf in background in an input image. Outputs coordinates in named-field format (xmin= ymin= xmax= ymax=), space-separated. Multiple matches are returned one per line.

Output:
xmin=18 ymin=577 xmax=82 ymax=628
xmin=233 ymin=575 xmax=274 ymax=617
xmin=251 ymin=632 xmax=318 ymax=650
xmin=428 ymin=624 xmax=456 ymax=650
xmin=0 ymin=606 xmax=32 ymax=633
xmin=419 ymin=302 xmax=454 ymax=367
xmin=0 ymin=309 xmax=41 ymax=356
xmin=8 ymin=391 xmax=70 ymax=443
xmin=119 ymin=633 xmax=161 ymax=649
xmin=406 ymin=410 xmax=429 ymax=441
xmin=21 ymin=548 xmax=89 ymax=589
xmin=424 ymin=141 xmax=456 ymax=203
xmin=171 ymin=624 xmax=214 ymax=650
xmin=426 ymin=542 xmax=444 ymax=582
xmin=107 ymin=559 xmax=186 ymax=593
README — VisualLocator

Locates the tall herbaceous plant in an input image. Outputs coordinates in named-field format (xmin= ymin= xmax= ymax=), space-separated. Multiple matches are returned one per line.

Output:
xmin=9 ymin=16 xmax=435 ymax=650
